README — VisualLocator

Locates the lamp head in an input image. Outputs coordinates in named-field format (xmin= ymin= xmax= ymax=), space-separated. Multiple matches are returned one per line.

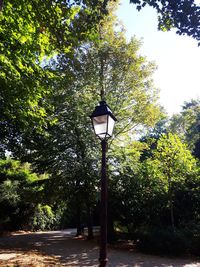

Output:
xmin=90 ymin=101 xmax=117 ymax=139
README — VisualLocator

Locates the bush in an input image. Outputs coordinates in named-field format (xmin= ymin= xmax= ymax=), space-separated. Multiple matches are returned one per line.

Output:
xmin=136 ymin=223 xmax=200 ymax=257
xmin=0 ymin=159 xmax=40 ymax=231
xmin=137 ymin=227 xmax=187 ymax=256
xmin=190 ymin=235 xmax=200 ymax=256
xmin=31 ymin=204 xmax=55 ymax=231
xmin=181 ymin=222 xmax=200 ymax=256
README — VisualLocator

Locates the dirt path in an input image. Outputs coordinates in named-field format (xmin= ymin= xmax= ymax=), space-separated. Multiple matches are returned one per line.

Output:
xmin=0 ymin=230 xmax=200 ymax=267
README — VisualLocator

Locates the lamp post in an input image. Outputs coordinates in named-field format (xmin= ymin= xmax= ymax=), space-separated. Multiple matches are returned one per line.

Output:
xmin=90 ymin=100 xmax=117 ymax=267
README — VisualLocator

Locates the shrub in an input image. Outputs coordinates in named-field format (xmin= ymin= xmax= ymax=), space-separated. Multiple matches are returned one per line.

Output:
xmin=190 ymin=235 xmax=200 ymax=256
xmin=137 ymin=227 xmax=187 ymax=255
xmin=31 ymin=204 xmax=55 ymax=231
xmin=0 ymin=159 xmax=40 ymax=230
xmin=181 ymin=222 xmax=200 ymax=256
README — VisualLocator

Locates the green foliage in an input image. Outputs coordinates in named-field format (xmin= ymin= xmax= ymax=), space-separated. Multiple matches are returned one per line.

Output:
xmin=154 ymin=133 xmax=196 ymax=184
xmin=146 ymin=133 xmax=197 ymax=230
xmin=139 ymin=116 xmax=168 ymax=160
xmin=137 ymin=221 xmax=200 ymax=256
xmin=107 ymin=127 xmax=200 ymax=254
xmin=108 ymin=142 xmax=167 ymax=238
xmin=0 ymin=159 xmax=43 ymax=230
xmin=0 ymin=0 xmax=108 ymax=156
xmin=31 ymin=204 xmax=55 ymax=231
xmin=1 ymin=0 xmax=199 ymax=257
xmin=173 ymin=170 xmax=200 ymax=226
xmin=169 ymin=99 xmax=200 ymax=159
xmin=8 ymin=2 xmax=161 ymax=238
xmin=137 ymin=227 xmax=187 ymax=255
xmin=62 ymin=3 xmax=162 ymax=142
xmin=0 ymin=179 xmax=20 ymax=205
xmin=130 ymin=0 xmax=200 ymax=44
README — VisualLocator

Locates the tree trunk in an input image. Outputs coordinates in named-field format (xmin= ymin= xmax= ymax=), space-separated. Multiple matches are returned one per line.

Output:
xmin=76 ymin=204 xmax=83 ymax=236
xmin=169 ymin=179 xmax=175 ymax=232
xmin=86 ymin=204 xmax=94 ymax=240
xmin=107 ymin=214 xmax=116 ymax=243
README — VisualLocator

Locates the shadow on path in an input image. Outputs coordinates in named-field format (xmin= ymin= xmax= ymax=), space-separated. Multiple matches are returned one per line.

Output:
xmin=0 ymin=230 xmax=199 ymax=267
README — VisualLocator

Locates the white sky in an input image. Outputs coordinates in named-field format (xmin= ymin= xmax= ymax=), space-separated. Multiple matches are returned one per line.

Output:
xmin=116 ymin=1 xmax=200 ymax=116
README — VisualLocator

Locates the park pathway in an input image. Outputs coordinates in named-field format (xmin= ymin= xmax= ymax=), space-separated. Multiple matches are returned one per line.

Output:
xmin=0 ymin=230 xmax=200 ymax=266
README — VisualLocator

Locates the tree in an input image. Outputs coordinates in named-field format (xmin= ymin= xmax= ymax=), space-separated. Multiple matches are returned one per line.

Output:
xmin=109 ymin=142 xmax=157 ymax=229
xmin=11 ymin=2 xmax=161 ymax=238
xmin=169 ymin=99 xmax=200 ymax=159
xmin=65 ymin=1 xmax=161 ymax=139
xmin=13 ymin=64 xmax=100 ymax=237
xmin=139 ymin=115 xmax=168 ymax=161
xmin=54 ymin=2 xmax=161 ymax=237
xmin=151 ymin=133 xmax=196 ymax=231
xmin=0 ymin=159 xmax=42 ymax=230
xmin=130 ymin=0 xmax=200 ymax=44
xmin=0 ymin=0 xmax=108 ymax=156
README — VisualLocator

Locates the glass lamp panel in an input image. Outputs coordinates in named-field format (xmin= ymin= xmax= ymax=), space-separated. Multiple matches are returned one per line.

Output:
xmin=107 ymin=115 xmax=115 ymax=136
xmin=93 ymin=115 xmax=108 ymax=138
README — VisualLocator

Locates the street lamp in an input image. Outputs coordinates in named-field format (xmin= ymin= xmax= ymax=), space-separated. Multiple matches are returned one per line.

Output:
xmin=90 ymin=100 xmax=117 ymax=267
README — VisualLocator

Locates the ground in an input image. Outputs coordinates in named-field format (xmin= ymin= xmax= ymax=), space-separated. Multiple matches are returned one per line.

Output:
xmin=0 ymin=229 xmax=200 ymax=267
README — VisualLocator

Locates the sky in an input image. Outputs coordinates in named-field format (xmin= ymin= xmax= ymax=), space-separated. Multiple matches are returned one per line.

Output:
xmin=116 ymin=1 xmax=200 ymax=116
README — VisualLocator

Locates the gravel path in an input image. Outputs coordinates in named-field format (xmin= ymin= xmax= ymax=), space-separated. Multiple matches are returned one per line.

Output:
xmin=0 ymin=230 xmax=200 ymax=267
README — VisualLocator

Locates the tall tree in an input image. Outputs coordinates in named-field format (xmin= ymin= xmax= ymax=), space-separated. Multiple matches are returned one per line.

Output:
xmin=66 ymin=1 xmax=161 ymax=139
xmin=151 ymin=133 xmax=196 ymax=231
xmin=67 ymin=1 xmax=161 ymax=237
xmin=13 ymin=1 xmax=162 ymax=237
xmin=0 ymin=0 xmax=108 ymax=156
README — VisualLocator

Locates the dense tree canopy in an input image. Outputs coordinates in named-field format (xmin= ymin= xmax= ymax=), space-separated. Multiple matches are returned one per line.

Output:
xmin=0 ymin=0 xmax=108 ymax=155
xmin=7 ymin=2 xmax=161 ymax=237
xmin=0 ymin=0 xmax=200 ymax=257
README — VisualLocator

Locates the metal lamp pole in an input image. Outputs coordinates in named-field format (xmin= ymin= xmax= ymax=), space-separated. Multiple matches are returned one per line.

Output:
xmin=90 ymin=100 xmax=117 ymax=267
xmin=99 ymin=139 xmax=108 ymax=267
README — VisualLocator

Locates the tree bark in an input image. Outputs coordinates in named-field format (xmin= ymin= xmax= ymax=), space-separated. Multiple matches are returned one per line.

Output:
xmin=76 ymin=203 xmax=84 ymax=236
xmin=168 ymin=178 xmax=175 ymax=232
xmin=86 ymin=204 xmax=94 ymax=240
